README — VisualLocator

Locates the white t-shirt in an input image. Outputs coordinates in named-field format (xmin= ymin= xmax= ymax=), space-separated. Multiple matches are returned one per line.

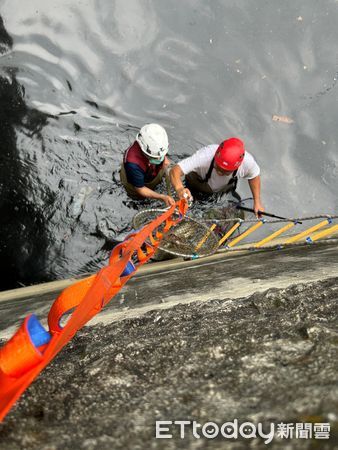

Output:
xmin=178 ymin=144 xmax=260 ymax=192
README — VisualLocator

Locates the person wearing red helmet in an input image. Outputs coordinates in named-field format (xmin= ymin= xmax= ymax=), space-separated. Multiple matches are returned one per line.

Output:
xmin=170 ymin=138 xmax=264 ymax=216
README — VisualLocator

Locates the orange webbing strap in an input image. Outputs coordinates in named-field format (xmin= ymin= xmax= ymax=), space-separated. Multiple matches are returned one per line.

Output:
xmin=0 ymin=199 xmax=188 ymax=422
xmin=163 ymin=217 xmax=175 ymax=232
xmin=149 ymin=233 xmax=159 ymax=246
xmin=48 ymin=275 xmax=97 ymax=334
xmin=0 ymin=316 xmax=46 ymax=378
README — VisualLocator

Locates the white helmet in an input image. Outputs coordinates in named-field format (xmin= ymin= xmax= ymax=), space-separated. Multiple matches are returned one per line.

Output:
xmin=136 ymin=123 xmax=169 ymax=160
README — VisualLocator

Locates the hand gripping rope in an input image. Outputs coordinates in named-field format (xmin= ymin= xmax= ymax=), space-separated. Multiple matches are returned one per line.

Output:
xmin=0 ymin=200 xmax=188 ymax=422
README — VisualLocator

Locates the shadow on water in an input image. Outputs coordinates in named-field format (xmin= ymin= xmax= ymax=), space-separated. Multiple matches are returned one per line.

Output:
xmin=0 ymin=16 xmax=50 ymax=290
xmin=0 ymin=13 xmax=150 ymax=290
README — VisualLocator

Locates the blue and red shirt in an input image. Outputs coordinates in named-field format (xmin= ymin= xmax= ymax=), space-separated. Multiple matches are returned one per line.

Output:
xmin=123 ymin=141 xmax=164 ymax=187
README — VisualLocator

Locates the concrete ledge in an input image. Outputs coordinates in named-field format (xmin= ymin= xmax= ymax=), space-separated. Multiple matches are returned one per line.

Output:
xmin=0 ymin=236 xmax=337 ymax=303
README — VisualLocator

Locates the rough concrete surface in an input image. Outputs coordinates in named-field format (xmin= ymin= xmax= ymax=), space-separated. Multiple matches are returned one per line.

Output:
xmin=0 ymin=274 xmax=337 ymax=449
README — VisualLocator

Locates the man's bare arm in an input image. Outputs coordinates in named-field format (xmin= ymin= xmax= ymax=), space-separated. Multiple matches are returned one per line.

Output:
xmin=170 ymin=165 xmax=192 ymax=200
xmin=248 ymin=176 xmax=264 ymax=217
xmin=135 ymin=186 xmax=175 ymax=207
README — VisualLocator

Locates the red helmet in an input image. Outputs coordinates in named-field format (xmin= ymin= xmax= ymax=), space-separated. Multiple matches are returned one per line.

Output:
xmin=214 ymin=138 xmax=245 ymax=171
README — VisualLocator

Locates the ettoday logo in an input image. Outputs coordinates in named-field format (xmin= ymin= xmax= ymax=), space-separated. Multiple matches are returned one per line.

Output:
xmin=155 ymin=420 xmax=331 ymax=444
xmin=156 ymin=419 xmax=275 ymax=444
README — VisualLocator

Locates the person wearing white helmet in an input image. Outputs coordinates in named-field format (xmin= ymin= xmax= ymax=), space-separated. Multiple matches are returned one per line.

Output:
xmin=120 ymin=124 xmax=175 ymax=206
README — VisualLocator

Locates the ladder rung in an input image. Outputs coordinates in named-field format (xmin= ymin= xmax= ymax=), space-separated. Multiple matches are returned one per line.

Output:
xmin=228 ymin=221 xmax=264 ymax=248
xmin=284 ymin=219 xmax=330 ymax=244
xmin=254 ymin=222 xmax=295 ymax=248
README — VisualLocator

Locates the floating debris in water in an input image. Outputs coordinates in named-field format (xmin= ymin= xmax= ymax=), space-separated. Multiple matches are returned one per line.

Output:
xmin=272 ymin=115 xmax=294 ymax=124
xmin=97 ymin=218 xmax=117 ymax=241
xmin=70 ymin=186 xmax=93 ymax=219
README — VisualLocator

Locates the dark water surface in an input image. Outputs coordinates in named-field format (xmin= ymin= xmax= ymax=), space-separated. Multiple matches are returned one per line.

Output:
xmin=0 ymin=0 xmax=337 ymax=289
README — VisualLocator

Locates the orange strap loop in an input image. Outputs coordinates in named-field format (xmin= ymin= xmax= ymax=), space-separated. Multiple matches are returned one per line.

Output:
xmin=155 ymin=230 xmax=163 ymax=239
xmin=137 ymin=247 xmax=148 ymax=262
xmin=149 ymin=233 xmax=159 ymax=246
xmin=163 ymin=218 xmax=174 ymax=232
xmin=48 ymin=275 xmax=97 ymax=334
xmin=0 ymin=316 xmax=45 ymax=378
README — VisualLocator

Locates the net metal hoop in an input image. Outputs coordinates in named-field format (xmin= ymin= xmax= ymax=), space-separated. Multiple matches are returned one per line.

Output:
xmin=133 ymin=209 xmax=219 ymax=258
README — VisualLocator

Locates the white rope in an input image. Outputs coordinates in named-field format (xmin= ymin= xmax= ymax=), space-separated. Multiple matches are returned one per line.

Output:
xmin=194 ymin=214 xmax=338 ymax=225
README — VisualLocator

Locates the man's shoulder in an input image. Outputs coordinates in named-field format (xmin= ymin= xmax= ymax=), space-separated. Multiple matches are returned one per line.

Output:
xmin=177 ymin=144 xmax=214 ymax=174
xmin=125 ymin=140 xmax=142 ymax=156
xmin=243 ymin=151 xmax=257 ymax=166
xmin=125 ymin=141 xmax=147 ymax=168
xmin=192 ymin=144 xmax=218 ymax=161
xmin=197 ymin=144 xmax=218 ymax=154
xmin=239 ymin=150 xmax=260 ymax=178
